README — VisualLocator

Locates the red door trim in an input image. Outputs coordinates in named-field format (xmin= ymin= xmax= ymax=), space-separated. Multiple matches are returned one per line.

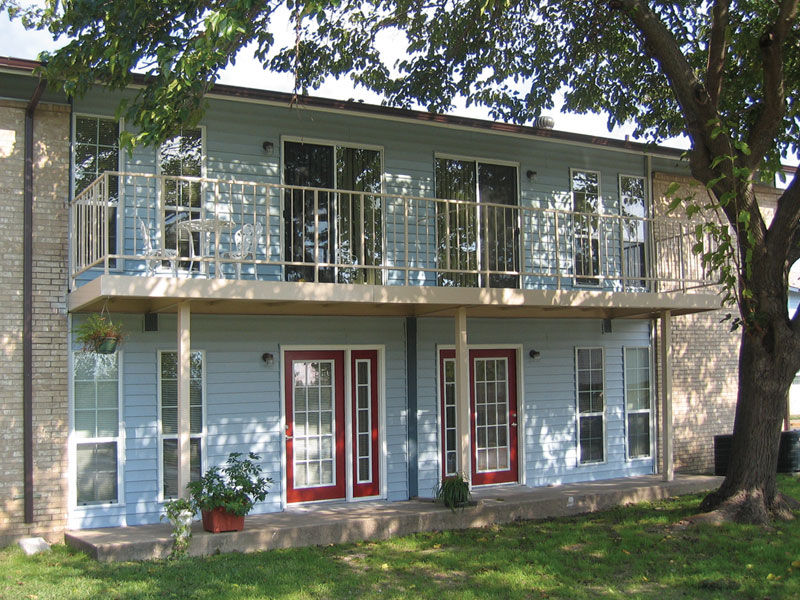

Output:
xmin=470 ymin=348 xmax=518 ymax=485
xmin=285 ymin=350 xmax=346 ymax=503
xmin=351 ymin=350 xmax=380 ymax=497
xmin=439 ymin=348 xmax=519 ymax=485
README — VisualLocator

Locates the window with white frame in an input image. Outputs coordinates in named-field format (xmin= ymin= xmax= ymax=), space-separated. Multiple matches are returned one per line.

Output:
xmin=73 ymin=116 xmax=120 ymax=261
xmin=571 ymin=169 xmax=601 ymax=285
xmin=159 ymin=128 xmax=203 ymax=265
xmin=619 ymin=175 xmax=647 ymax=287
xmin=576 ymin=347 xmax=604 ymax=464
xmin=159 ymin=350 xmax=204 ymax=499
xmin=441 ymin=356 xmax=457 ymax=476
xmin=625 ymin=347 xmax=652 ymax=459
xmin=73 ymin=351 xmax=121 ymax=505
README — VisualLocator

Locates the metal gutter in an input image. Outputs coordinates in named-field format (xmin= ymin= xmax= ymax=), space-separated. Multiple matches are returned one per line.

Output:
xmin=0 ymin=55 xmax=684 ymax=159
xmin=23 ymin=78 xmax=45 ymax=523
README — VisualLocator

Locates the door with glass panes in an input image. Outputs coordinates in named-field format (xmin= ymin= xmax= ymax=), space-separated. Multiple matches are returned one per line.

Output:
xmin=284 ymin=350 xmax=380 ymax=503
xmin=439 ymin=349 xmax=519 ymax=485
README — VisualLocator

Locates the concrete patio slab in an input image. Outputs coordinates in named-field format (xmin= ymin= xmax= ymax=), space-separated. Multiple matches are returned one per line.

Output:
xmin=65 ymin=474 xmax=721 ymax=562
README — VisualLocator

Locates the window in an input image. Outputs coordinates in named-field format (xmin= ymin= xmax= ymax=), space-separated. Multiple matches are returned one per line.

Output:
xmin=620 ymin=175 xmax=647 ymax=287
xmin=571 ymin=169 xmax=601 ymax=285
xmin=435 ymin=158 xmax=519 ymax=288
xmin=625 ymin=347 xmax=652 ymax=459
xmin=440 ymin=355 xmax=457 ymax=476
xmin=160 ymin=128 xmax=203 ymax=266
xmin=73 ymin=116 xmax=120 ymax=261
xmin=73 ymin=351 xmax=120 ymax=505
xmin=283 ymin=141 xmax=382 ymax=284
xmin=159 ymin=351 xmax=204 ymax=499
xmin=576 ymin=347 xmax=604 ymax=464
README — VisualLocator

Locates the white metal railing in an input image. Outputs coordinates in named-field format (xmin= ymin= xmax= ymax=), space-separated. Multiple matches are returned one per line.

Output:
xmin=69 ymin=172 xmax=714 ymax=293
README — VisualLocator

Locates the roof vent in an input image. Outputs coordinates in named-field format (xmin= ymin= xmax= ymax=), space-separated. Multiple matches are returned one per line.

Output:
xmin=535 ymin=115 xmax=555 ymax=129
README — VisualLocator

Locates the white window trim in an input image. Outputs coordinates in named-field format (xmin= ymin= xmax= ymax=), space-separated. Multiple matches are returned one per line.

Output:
xmin=68 ymin=346 xmax=126 ymax=510
xmin=279 ymin=137 xmax=387 ymax=285
xmin=156 ymin=349 xmax=207 ymax=503
xmin=624 ymin=346 xmax=654 ymax=461
xmin=575 ymin=346 xmax=607 ymax=466
xmin=433 ymin=157 xmax=521 ymax=289
xmin=570 ymin=168 xmax=603 ymax=288
xmin=354 ymin=357 xmax=374 ymax=485
xmin=71 ymin=113 xmax=124 ymax=274
xmin=155 ymin=126 xmax=207 ymax=274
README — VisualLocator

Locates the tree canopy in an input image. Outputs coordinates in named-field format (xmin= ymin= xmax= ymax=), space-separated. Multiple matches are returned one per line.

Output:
xmin=5 ymin=0 xmax=800 ymax=522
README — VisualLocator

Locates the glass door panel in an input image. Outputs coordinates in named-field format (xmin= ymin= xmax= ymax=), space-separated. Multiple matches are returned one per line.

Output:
xmin=478 ymin=163 xmax=519 ymax=288
xmin=285 ymin=351 xmax=345 ymax=502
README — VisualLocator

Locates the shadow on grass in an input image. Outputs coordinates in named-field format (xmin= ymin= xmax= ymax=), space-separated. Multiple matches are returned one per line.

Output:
xmin=3 ymin=482 xmax=800 ymax=600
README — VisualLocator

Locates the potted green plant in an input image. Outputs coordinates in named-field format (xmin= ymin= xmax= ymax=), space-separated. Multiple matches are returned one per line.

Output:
xmin=74 ymin=313 xmax=124 ymax=354
xmin=434 ymin=473 xmax=472 ymax=512
xmin=188 ymin=452 xmax=273 ymax=533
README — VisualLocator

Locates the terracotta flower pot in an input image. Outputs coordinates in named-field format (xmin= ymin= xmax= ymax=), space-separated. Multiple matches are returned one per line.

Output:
xmin=201 ymin=507 xmax=245 ymax=533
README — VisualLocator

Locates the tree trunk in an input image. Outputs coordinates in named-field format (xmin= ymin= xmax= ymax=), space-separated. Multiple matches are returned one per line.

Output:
xmin=700 ymin=322 xmax=797 ymax=523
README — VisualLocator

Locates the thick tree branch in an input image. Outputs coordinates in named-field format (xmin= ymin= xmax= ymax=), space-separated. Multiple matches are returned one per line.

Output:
xmin=611 ymin=0 xmax=730 ymax=180
xmin=744 ymin=0 xmax=798 ymax=169
xmin=767 ymin=166 xmax=800 ymax=265
xmin=705 ymin=0 xmax=728 ymax=108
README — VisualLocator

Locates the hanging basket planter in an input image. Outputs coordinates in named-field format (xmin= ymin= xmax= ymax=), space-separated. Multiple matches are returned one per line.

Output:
xmin=74 ymin=312 xmax=124 ymax=354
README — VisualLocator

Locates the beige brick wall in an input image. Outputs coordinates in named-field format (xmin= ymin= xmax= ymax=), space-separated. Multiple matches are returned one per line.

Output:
xmin=652 ymin=172 xmax=781 ymax=473
xmin=0 ymin=100 xmax=70 ymax=545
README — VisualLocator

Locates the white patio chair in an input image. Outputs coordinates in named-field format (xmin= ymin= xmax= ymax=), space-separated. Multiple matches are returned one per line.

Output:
xmin=224 ymin=223 xmax=256 ymax=279
xmin=138 ymin=218 xmax=178 ymax=275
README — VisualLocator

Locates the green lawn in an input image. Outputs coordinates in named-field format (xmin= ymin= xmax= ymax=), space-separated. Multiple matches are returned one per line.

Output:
xmin=3 ymin=477 xmax=800 ymax=600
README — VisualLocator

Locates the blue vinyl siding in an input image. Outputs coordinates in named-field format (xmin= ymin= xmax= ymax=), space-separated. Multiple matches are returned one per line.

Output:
xmin=72 ymin=91 xmax=653 ymax=291
xmin=415 ymin=318 xmax=655 ymax=497
xmin=70 ymin=313 xmax=407 ymax=528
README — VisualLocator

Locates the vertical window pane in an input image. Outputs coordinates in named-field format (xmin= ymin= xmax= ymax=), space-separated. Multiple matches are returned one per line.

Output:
xmin=76 ymin=442 xmax=118 ymax=505
xmin=161 ymin=351 xmax=204 ymax=497
xmin=577 ymin=348 xmax=604 ymax=464
xmin=625 ymin=347 xmax=652 ymax=458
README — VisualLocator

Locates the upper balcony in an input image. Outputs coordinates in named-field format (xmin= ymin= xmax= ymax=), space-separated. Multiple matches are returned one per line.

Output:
xmin=68 ymin=172 xmax=721 ymax=319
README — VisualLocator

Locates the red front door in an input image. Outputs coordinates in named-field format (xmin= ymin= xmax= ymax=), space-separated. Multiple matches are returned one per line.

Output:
xmin=351 ymin=350 xmax=380 ymax=497
xmin=285 ymin=351 xmax=346 ymax=502
xmin=440 ymin=349 xmax=519 ymax=485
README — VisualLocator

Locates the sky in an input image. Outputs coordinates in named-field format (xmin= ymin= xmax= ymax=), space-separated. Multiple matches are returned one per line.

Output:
xmin=0 ymin=11 xmax=652 ymax=147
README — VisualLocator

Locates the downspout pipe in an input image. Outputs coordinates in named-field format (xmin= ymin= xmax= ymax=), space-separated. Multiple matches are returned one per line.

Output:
xmin=23 ymin=79 xmax=45 ymax=524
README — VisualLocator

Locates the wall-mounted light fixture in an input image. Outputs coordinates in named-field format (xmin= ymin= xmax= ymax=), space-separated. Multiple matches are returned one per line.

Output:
xmin=262 ymin=141 xmax=274 ymax=154
xmin=529 ymin=349 xmax=541 ymax=361
xmin=602 ymin=319 xmax=613 ymax=334
xmin=526 ymin=169 xmax=537 ymax=181
xmin=261 ymin=352 xmax=275 ymax=365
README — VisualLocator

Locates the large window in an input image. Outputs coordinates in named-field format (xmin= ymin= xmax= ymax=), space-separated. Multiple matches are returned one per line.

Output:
xmin=283 ymin=140 xmax=382 ymax=284
xmin=571 ymin=169 xmax=601 ymax=285
xmin=74 ymin=116 xmax=120 ymax=260
xmin=159 ymin=351 xmax=204 ymax=499
xmin=160 ymin=128 xmax=203 ymax=266
xmin=576 ymin=347 xmax=604 ymax=464
xmin=435 ymin=158 xmax=519 ymax=288
xmin=620 ymin=175 xmax=647 ymax=287
xmin=73 ymin=352 xmax=121 ymax=505
xmin=625 ymin=347 xmax=652 ymax=459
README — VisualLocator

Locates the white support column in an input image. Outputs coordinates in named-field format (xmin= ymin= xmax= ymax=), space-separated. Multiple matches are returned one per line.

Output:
xmin=177 ymin=301 xmax=192 ymax=497
xmin=660 ymin=310 xmax=674 ymax=482
xmin=454 ymin=308 xmax=471 ymax=482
